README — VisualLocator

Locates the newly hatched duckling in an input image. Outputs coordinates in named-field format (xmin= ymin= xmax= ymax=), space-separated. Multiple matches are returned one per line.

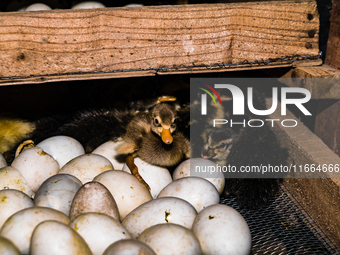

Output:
xmin=117 ymin=103 xmax=190 ymax=189
xmin=200 ymin=127 xmax=236 ymax=166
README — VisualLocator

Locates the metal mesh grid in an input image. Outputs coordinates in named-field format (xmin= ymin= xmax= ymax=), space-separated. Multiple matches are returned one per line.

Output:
xmin=220 ymin=185 xmax=339 ymax=255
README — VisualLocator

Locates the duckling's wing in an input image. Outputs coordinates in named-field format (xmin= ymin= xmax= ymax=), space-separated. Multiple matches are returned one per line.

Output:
xmin=31 ymin=108 xmax=135 ymax=152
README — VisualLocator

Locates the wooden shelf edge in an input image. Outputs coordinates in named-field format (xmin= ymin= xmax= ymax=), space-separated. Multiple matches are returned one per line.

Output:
xmin=0 ymin=60 xmax=323 ymax=86
xmin=267 ymin=98 xmax=340 ymax=249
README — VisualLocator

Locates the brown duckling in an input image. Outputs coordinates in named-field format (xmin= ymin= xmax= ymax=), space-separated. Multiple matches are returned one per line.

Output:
xmin=117 ymin=103 xmax=190 ymax=189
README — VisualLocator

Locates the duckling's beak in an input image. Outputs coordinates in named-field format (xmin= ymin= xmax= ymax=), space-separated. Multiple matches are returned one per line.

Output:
xmin=161 ymin=128 xmax=173 ymax=144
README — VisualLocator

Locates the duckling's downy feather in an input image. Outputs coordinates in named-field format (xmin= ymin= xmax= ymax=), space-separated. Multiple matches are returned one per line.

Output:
xmin=0 ymin=118 xmax=35 ymax=154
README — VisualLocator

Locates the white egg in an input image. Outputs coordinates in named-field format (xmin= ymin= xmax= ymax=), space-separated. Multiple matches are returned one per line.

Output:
xmin=34 ymin=174 xmax=82 ymax=216
xmin=122 ymin=197 xmax=197 ymax=238
xmin=11 ymin=146 xmax=60 ymax=192
xmin=59 ymin=154 xmax=114 ymax=184
xmin=0 ymin=153 xmax=6 ymax=168
xmin=92 ymin=140 xmax=126 ymax=170
xmin=124 ymin=3 xmax=144 ymax=7
xmin=103 ymin=239 xmax=156 ymax=255
xmin=157 ymin=177 xmax=219 ymax=212
xmin=173 ymin=158 xmax=225 ymax=195
xmin=0 ymin=189 xmax=34 ymax=229
xmin=72 ymin=1 xmax=106 ymax=9
xmin=192 ymin=204 xmax=252 ymax=255
xmin=138 ymin=223 xmax=202 ymax=255
xmin=94 ymin=170 xmax=152 ymax=220
xmin=70 ymin=213 xmax=131 ymax=255
xmin=0 ymin=236 xmax=21 ymax=255
xmin=37 ymin=136 xmax=85 ymax=168
xmin=30 ymin=220 xmax=92 ymax=255
xmin=122 ymin=157 xmax=172 ymax=199
xmin=24 ymin=3 xmax=52 ymax=11
xmin=0 ymin=207 xmax=70 ymax=254
xmin=0 ymin=166 xmax=34 ymax=198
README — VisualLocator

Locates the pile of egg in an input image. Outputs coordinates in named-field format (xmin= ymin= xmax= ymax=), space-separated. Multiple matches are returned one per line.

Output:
xmin=16 ymin=1 xmax=143 ymax=11
xmin=0 ymin=136 xmax=252 ymax=255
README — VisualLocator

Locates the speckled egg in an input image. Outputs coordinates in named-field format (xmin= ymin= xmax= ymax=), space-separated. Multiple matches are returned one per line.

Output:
xmin=122 ymin=197 xmax=197 ymax=238
xmin=11 ymin=146 xmax=60 ymax=192
xmin=34 ymin=174 xmax=83 ymax=216
xmin=37 ymin=136 xmax=85 ymax=168
xmin=157 ymin=177 xmax=220 ymax=212
xmin=70 ymin=212 xmax=131 ymax=255
xmin=30 ymin=220 xmax=92 ymax=255
xmin=0 ymin=207 xmax=70 ymax=254
xmin=138 ymin=223 xmax=202 ymax=255
xmin=173 ymin=158 xmax=225 ymax=195
xmin=0 ymin=189 xmax=34 ymax=229
xmin=192 ymin=204 xmax=252 ymax=255
xmin=94 ymin=170 xmax=152 ymax=220
xmin=0 ymin=166 xmax=34 ymax=198
xmin=69 ymin=181 xmax=119 ymax=221
xmin=59 ymin=154 xmax=114 ymax=184
xmin=122 ymin=157 xmax=172 ymax=199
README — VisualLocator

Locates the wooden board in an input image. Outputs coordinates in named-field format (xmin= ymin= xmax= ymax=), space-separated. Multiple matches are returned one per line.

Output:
xmin=267 ymin=98 xmax=340 ymax=249
xmin=274 ymin=64 xmax=340 ymax=99
xmin=325 ymin=0 xmax=340 ymax=69
xmin=314 ymin=100 xmax=340 ymax=157
xmin=0 ymin=1 xmax=320 ymax=85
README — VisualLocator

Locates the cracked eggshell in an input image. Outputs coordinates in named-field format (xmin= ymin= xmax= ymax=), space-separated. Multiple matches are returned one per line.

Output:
xmin=173 ymin=158 xmax=225 ymax=195
xmin=24 ymin=3 xmax=52 ymax=11
xmin=72 ymin=1 xmax=106 ymax=9
xmin=138 ymin=223 xmax=202 ymax=255
xmin=37 ymin=136 xmax=85 ymax=168
xmin=30 ymin=220 xmax=92 ymax=255
xmin=92 ymin=140 xmax=126 ymax=170
xmin=70 ymin=213 xmax=131 ymax=255
xmin=34 ymin=174 xmax=82 ymax=216
xmin=94 ymin=170 xmax=152 ymax=221
xmin=157 ymin=177 xmax=219 ymax=213
xmin=122 ymin=197 xmax=197 ymax=238
xmin=0 ymin=189 xmax=34 ymax=230
xmin=59 ymin=154 xmax=114 ymax=184
xmin=69 ymin=181 xmax=119 ymax=221
xmin=0 ymin=166 xmax=34 ymax=198
xmin=0 ymin=207 xmax=70 ymax=255
xmin=0 ymin=236 xmax=21 ymax=255
xmin=11 ymin=146 xmax=60 ymax=192
xmin=122 ymin=157 xmax=172 ymax=199
xmin=192 ymin=204 xmax=252 ymax=255
xmin=0 ymin=153 xmax=6 ymax=168
xmin=103 ymin=239 xmax=156 ymax=255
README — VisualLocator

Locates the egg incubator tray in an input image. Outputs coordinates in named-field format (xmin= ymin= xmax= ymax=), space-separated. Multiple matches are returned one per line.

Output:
xmin=220 ymin=185 xmax=339 ymax=255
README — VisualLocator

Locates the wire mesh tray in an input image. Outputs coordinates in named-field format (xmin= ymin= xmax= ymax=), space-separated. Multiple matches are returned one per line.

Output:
xmin=220 ymin=185 xmax=339 ymax=255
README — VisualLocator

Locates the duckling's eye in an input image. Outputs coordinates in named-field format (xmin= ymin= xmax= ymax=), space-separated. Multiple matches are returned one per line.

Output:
xmin=154 ymin=118 xmax=161 ymax=126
